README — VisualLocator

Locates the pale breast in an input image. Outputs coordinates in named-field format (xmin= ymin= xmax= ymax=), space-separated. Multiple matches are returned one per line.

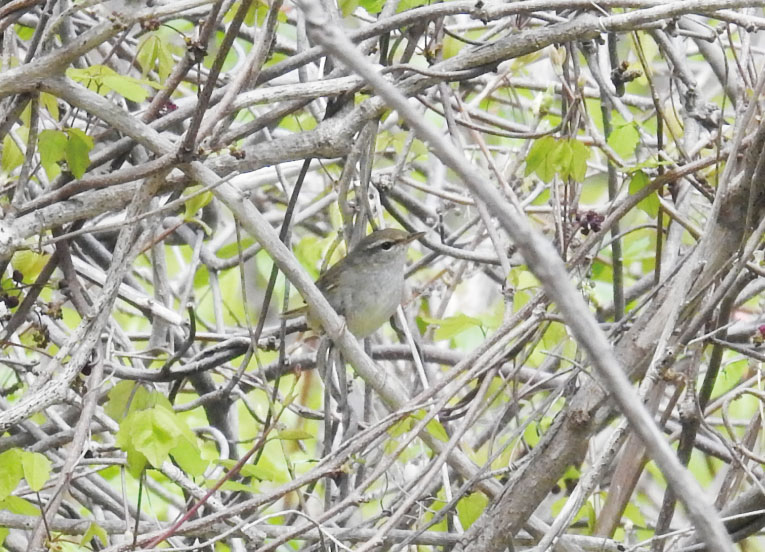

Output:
xmin=343 ymin=269 xmax=405 ymax=337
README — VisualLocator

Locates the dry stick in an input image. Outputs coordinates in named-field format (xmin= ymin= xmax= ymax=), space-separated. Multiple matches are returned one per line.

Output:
xmin=19 ymin=153 xmax=178 ymax=214
xmin=251 ymin=0 xmax=765 ymax=90
xmin=593 ymin=381 xmax=666 ymax=536
xmin=25 ymin=172 xmax=164 ymax=549
xmin=452 ymin=93 xmax=513 ymax=275
xmin=352 ymin=369 xmax=500 ymax=552
xmin=0 ymin=20 xmax=121 ymax=96
xmin=653 ymin=284 xmax=747 ymax=550
xmin=141 ymin=2 xmax=224 ymax=123
xmin=537 ymin=415 xmax=632 ymax=551
xmin=178 ymin=0 xmax=240 ymax=156
xmin=207 ymin=0 xmax=286 ymax=145
xmin=294 ymin=2 xmax=733 ymax=550
xmin=582 ymin=42 xmax=624 ymax=320
xmin=28 ymin=358 xmax=105 ymax=549
xmin=0 ymin=512 xmax=474 ymax=547
xmin=0 ymin=174 xmax=163 ymax=428
xmin=252 ymin=333 xmax=513 ymax=552
xmin=142 ymin=411 xmax=286 ymax=549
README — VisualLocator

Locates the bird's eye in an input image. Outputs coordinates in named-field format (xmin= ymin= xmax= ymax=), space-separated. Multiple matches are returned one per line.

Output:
xmin=380 ymin=241 xmax=394 ymax=251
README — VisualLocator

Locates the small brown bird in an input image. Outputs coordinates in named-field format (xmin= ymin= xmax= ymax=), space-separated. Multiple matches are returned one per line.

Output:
xmin=286 ymin=229 xmax=424 ymax=337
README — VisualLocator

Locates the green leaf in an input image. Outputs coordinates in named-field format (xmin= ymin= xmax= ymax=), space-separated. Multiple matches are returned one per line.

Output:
xmin=115 ymin=407 xmax=173 ymax=475
xmin=234 ymin=459 xmax=283 ymax=482
xmin=105 ymin=380 xmax=152 ymax=421
xmin=81 ymin=523 xmax=109 ymax=547
xmin=11 ymin=250 xmax=50 ymax=283
xmin=0 ymin=495 xmax=39 ymax=515
xmin=358 ymin=0 xmax=385 ymax=14
xmin=171 ymin=432 xmax=208 ymax=477
xmin=388 ymin=416 xmax=414 ymax=438
xmin=1 ymin=134 xmax=24 ymax=173
xmin=39 ymin=128 xmax=93 ymax=179
xmin=0 ymin=450 xmax=23 ymax=500
xmin=115 ymin=389 xmax=204 ymax=478
xmin=115 ymin=414 xmax=146 ymax=477
xmin=66 ymin=65 xmax=113 ymax=94
xmin=294 ymin=234 xmax=329 ymax=280
xmin=567 ymin=139 xmax=590 ymax=181
xmin=338 ymin=0 xmax=359 ymax=16
xmin=523 ymin=421 xmax=541 ymax=447
xmin=554 ymin=140 xmax=573 ymax=180
xmin=220 ymin=479 xmax=259 ymax=492
xmin=102 ymin=75 xmax=150 ymax=102
xmin=21 ymin=451 xmax=51 ymax=492
xmin=277 ymin=429 xmax=315 ymax=441
xmin=155 ymin=40 xmax=175 ymax=83
xmin=65 ymin=128 xmax=94 ymax=179
xmin=15 ymin=24 xmax=34 ymax=40
xmin=421 ymin=313 xmax=483 ymax=341
xmin=542 ymin=321 xmax=567 ymax=350
xmin=554 ymin=139 xmax=590 ymax=181
xmin=608 ymin=122 xmax=639 ymax=159
xmin=217 ymin=238 xmax=254 ymax=259
xmin=132 ymin=406 xmax=181 ymax=468
xmin=407 ymin=409 xmax=449 ymax=442
xmin=397 ymin=0 xmax=429 ymax=10
xmin=623 ymin=500 xmax=646 ymax=526
xmin=66 ymin=65 xmax=161 ymax=101
xmin=224 ymin=1 xmax=255 ymax=24
xmin=136 ymin=35 xmax=161 ymax=78
xmin=628 ymin=170 xmax=659 ymax=218
xmin=246 ymin=2 xmax=261 ymax=25
xmin=425 ymin=419 xmax=449 ymax=442
xmin=526 ymin=137 xmax=590 ymax=182
xmin=183 ymin=187 xmax=213 ymax=221
xmin=38 ymin=129 xmax=67 ymax=178
xmin=525 ymin=136 xmax=558 ymax=183
xmin=40 ymin=92 xmax=59 ymax=121
xmin=457 ymin=492 xmax=488 ymax=528
xmin=125 ymin=449 xmax=148 ymax=477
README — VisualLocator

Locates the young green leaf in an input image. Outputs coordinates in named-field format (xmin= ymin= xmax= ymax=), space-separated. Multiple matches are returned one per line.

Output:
xmin=525 ymin=135 xmax=558 ymax=183
xmin=277 ymin=429 xmax=315 ymax=441
xmin=567 ymin=139 xmax=590 ymax=181
xmin=38 ymin=129 xmax=67 ymax=178
xmin=425 ymin=419 xmax=449 ymax=442
xmin=1 ymin=134 xmax=24 ymax=173
xmin=358 ymin=0 xmax=385 ymax=14
xmin=183 ymin=188 xmax=213 ymax=221
xmin=81 ymin=523 xmax=109 ymax=548
xmin=608 ymin=121 xmax=639 ymax=159
xmin=136 ymin=35 xmax=161 ymax=78
xmin=11 ymin=250 xmax=50 ymax=283
xmin=40 ymin=92 xmax=60 ymax=121
xmin=421 ymin=313 xmax=483 ymax=341
xmin=628 ymin=170 xmax=659 ymax=218
xmin=0 ymin=449 xmax=23 ymax=500
xmin=66 ymin=65 xmax=161 ymax=102
xmin=338 ymin=0 xmax=359 ymax=16
xmin=457 ymin=492 xmax=488 ymax=528
xmin=65 ymin=128 xmax=94 ymax=179
xmin=21 ymin=451 xmax=51 ymax=492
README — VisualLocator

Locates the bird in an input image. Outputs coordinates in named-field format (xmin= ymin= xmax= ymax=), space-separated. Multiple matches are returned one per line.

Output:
xmin=285 ymin=228 xmax=424 ymax=337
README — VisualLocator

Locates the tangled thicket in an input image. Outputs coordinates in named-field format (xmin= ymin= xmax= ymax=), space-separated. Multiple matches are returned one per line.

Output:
xmin=2 ymin=0 xmax=765 ymax=551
